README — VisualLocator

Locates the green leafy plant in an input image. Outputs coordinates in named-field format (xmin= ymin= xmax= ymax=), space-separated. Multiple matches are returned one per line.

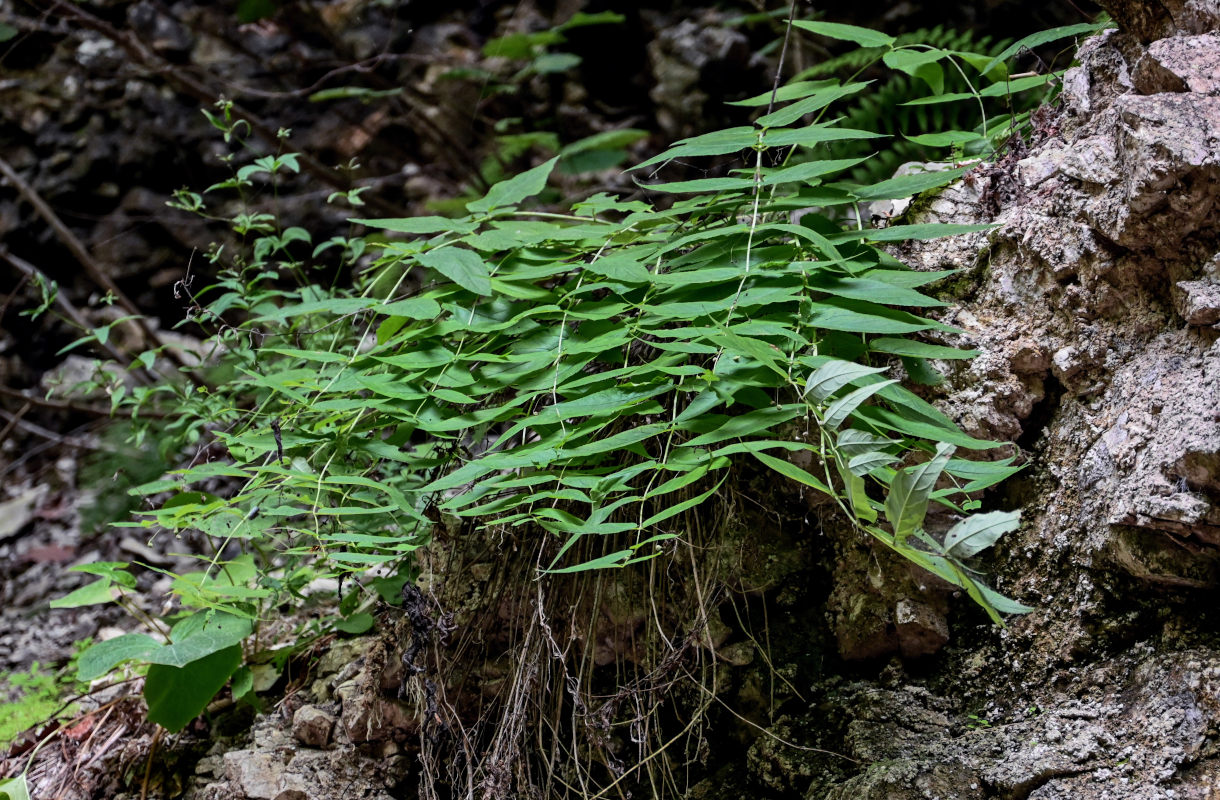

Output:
xmin=785 ymin=19 xmax=1110 ymax=183
xmin=47 ymin=14 xmax=1109 ymax=734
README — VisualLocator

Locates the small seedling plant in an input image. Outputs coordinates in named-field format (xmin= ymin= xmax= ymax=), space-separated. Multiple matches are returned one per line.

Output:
xmin=40 ymin=18 xmax=1108 ymax=742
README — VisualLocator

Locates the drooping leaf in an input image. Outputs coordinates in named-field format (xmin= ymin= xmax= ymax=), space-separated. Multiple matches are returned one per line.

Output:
xmin=144 ymin=645 xmax=243 ymax=732
xmin=749 ymin=449 xmax=832 ymax=494
xmin=755 ymin=82 xmax=871 ymax=128
xmin=822 ymin=379 xmax=899 ymax=430
xmin=805 ymin=359 xmax=888 ymax=402
xmin=831 ymin=223 xmax=995 ymax=242
xmin=943 ymin=510 xmax=1020 ymax=558
xmin=885 ymin=443 xmax=955 ymax=543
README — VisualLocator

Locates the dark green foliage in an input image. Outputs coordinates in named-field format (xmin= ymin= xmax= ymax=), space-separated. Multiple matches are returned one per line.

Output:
xmin=46 ymin=13 xmax=1119 ymax=735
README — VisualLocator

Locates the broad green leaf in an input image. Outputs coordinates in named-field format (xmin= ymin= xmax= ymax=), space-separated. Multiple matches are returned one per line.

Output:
xmin=144 ymin=645 xmax=242 ymax=732
xmin=807 ymin=299 xmax=943 ymax=334
xmin=354 ymin=373 xmax=426 ymax=401
xmin=885 ymin=442 xmax=955 ymax=543
xmin=70 ymin=562 xmax=136 ymax=588
xmin=50 ymin=578 xmax=117 ymax=609
xmin=792 ymin=20 xmax=896 ymax=48
xmin=329 ymin=552 xmax=400 ymax=565
xmin=0 ymin=777 xmax=30 ymax=800
xmin=762 ymin=126 xmax=888 ymax=148
xmin=709 ymin=328 xmax=789 ymax=378
xmin=645 ymin=177 xmax=754 ymax=194
xmin=544 ymin=383 xmax=672 ymax=421
xmin=416 ymin=248 xmax=491 ymax=295
xmin=558 ymin=423 xmax=669 ymax=458
xmin=334 ymin=612 xmax=376 ymax=634
xmin=77 ymin=633 xmax=162 ymax=681
xmin=836 ymin=428 xmax=898 ymax=457
xmin=646 ymin=462 xmax=711 ymax=500
xmin=944 ymin=457 xmax=1024 ymax=492
xmin=584 ymin=254 xmax=652 ymax=282
xmin=641 ymin=481 xmax=723 ymax=527
xmin=377 ymin=296 xmax=442 ymax=319
xmin=883 ymin=48 xmax=945 ymax=94
xmin=376 ymin=343 xmax=458 ymax=369
xmin=145 ymin=613 xmax=252 ymax=668
xmin=847 ymin=450 xmax=898 ymax=476
xmin=975 ymin=581 xmax=1035 ymax=615
xmin=546 ymin=549 xmax=635 ymax=574
xmin=836 ymin=457 xmax=878 ymax=522
xmin=560 ymin=128 xmax=648 ymax=155
xmin=632 ymin=128 xmax=758 ymax=169
xmin=901 ymin=74 xmax=1061 ymax=106
xmin=854 ymin=405 xmax=1000 ymax=450
xmin=467 ymin=156 xmax=559 ymax=213
xmin=809 ymin=275 xmax=945 ymax=307
xmin=943 ymin=509 xmax=1020 ymax=558
xmin=251 ymin=297 xmax=375 ymax=323
xmin=756 ymin=157 xmax=872 ymax=185
xmin=230 ymin=666 xmax=254 ymax=700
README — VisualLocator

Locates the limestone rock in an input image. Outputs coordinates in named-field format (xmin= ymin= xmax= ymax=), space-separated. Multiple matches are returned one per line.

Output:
xmin=1099 ymin=0 xmax=1220 ymax=43
xmin=1133 ymin=33 xmax=1220 ymax=94
xmin=1175 ymin=279 xmax=1220 ymax=325
xmin=290 ymin=705 xmax=334 ymax=748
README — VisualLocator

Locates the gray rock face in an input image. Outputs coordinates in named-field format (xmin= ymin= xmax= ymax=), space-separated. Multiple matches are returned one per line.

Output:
xmin=1098 ymin=0 xmax=1220 ymax=43
xmin=290 ymin=705 xmax=335 ymax=748
xmin=804 ymin=650 xmax=1220 ymax=800
xmin=804 ymin=11 xmax=1220 ymax=800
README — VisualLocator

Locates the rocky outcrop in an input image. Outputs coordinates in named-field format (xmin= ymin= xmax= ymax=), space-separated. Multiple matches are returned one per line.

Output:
xmin=807 ymin=5 xmax=1220 ymax=799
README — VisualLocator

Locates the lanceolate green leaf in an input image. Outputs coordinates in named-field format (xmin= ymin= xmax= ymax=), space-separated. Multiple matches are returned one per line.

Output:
xmin=943 ymin=510 xmax=1020 ymax=558
xmin=467 ymin=156 xmax=559 ymax=213
xmin=805 ymin=359 xmax=888 ymax=402
xmin=792 ymin=20 xmax=896 ymax=48
xmin=885 ymin=443 xmax=955 ymax=543
xmin=849 ymin=166 xmax=968 ymax=201
xmin=823 ymin=379 xmax=899 ymax=430
xmin=755 ymin=82 xmax=871 ymax=128
xmin=749 ymin=449 xmax=832 ymax=495
xmin=88 ymin=12 xmax=1039 ymax=651
xmin=982 ymin=22 xmax=1105 ymax=74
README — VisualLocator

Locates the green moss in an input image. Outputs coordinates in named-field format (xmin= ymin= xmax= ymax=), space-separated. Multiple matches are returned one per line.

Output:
xmin=0 ymin=664 xmax=76 ymax=744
